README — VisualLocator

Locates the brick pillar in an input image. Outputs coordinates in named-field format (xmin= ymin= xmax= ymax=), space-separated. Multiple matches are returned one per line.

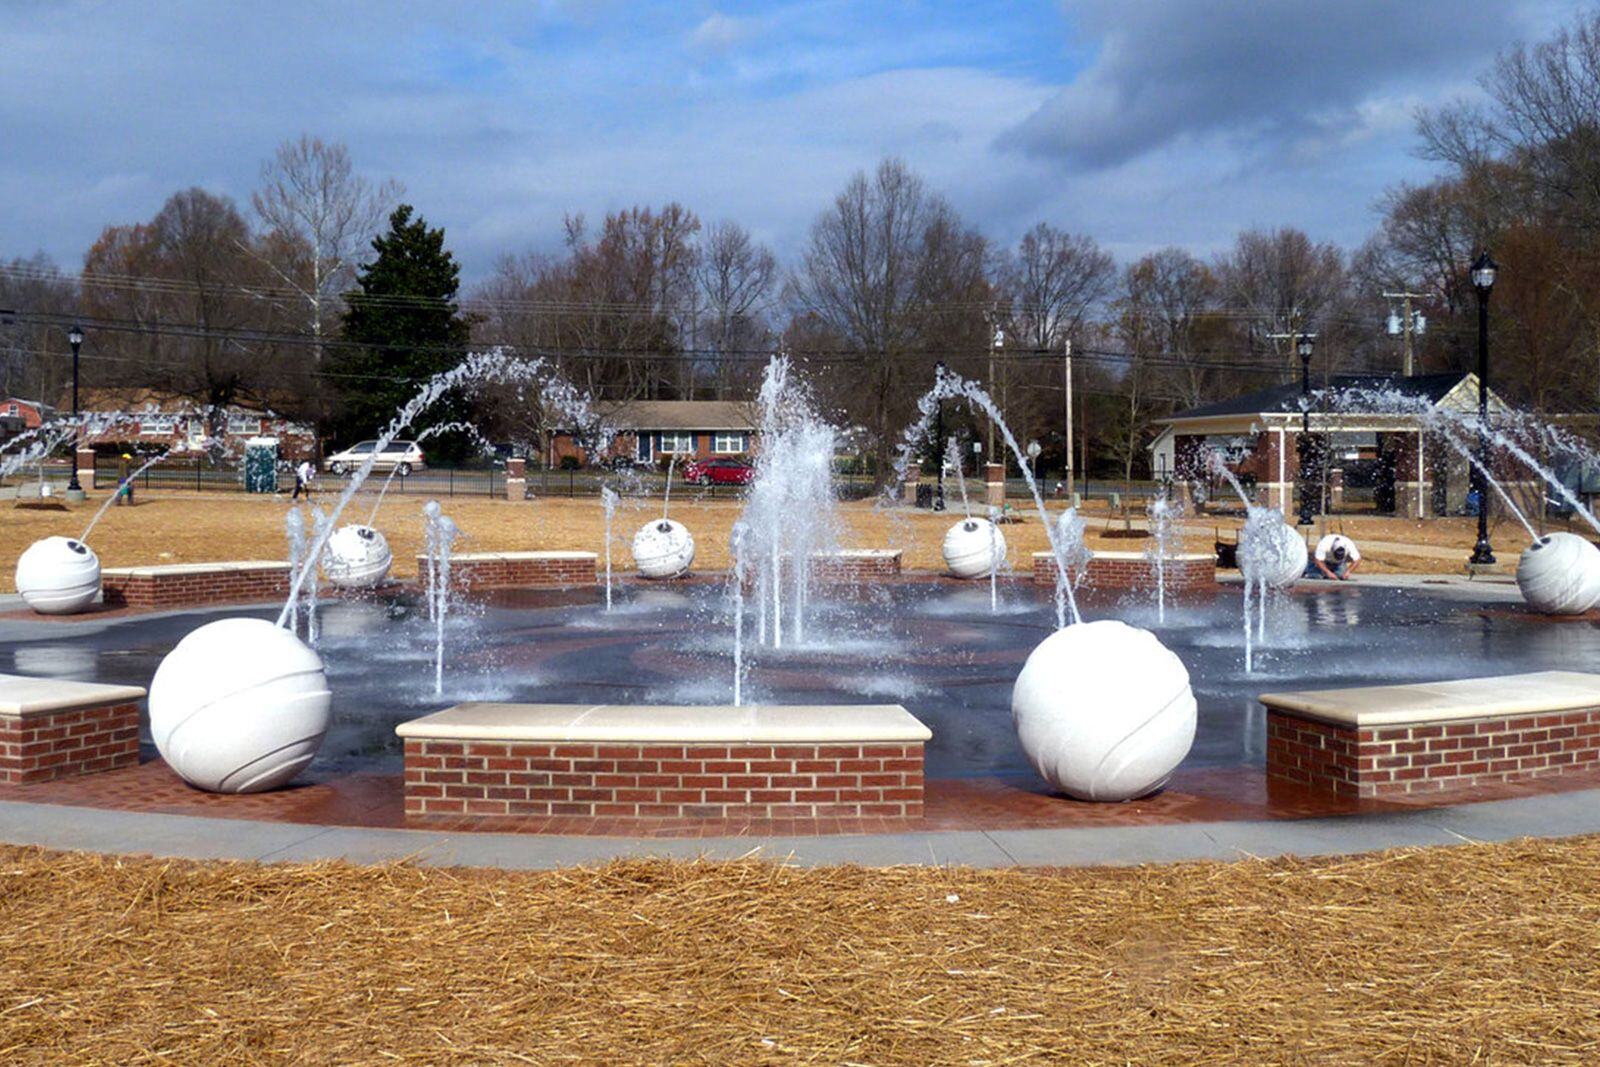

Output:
xmin=1256 ymin=430 xmax=1296 ymax=516
xmin=1391 ymin=432 xmax=1430 ymax=519
xmin=505 ymin=457 xmax=526 ymax=502
xmin=76 ymin=448 xmax=97 ymax=491
xmin=984 ymin=463 xmax=1005 ymax=508
xmin=1328 ymin=468 xmax=1344 ymax=512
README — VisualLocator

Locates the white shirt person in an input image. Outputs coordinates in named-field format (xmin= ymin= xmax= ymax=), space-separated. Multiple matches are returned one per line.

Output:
xmin=1311 ymin=533 xmax=1361 ymax=580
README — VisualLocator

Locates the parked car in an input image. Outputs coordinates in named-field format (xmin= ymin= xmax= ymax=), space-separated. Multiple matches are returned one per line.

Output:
xmin=683 ymin=456 xmax=754 ymax=486
xmin=325 ymin=439 xmax=426 ymax=476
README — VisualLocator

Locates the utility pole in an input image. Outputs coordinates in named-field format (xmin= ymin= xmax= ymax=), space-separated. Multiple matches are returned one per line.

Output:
xmin=987 ymin=318 xmax=1000 ymax=459
xmin=1383 ymin=291 xmax=1428 ymax=375
xmin=1063 ymin=338 xmax=1075 ymax=499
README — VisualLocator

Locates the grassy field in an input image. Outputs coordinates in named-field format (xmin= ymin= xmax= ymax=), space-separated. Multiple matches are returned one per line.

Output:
xmin=2 ymin=837 xmax=1598 ymax=1063
xmin=1 ymin=488 xmax=1543 ymax=592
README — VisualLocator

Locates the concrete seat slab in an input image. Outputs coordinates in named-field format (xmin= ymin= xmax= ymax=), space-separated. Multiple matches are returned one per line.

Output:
xmin=396 ymin=702 xmax=932 ymax=744
xmin=101 ymin=561 xmax=288 ymax=577
xmin=0 ymin=672 xmax=147 ymax=717
xmin=1261 ymin=670 xmax=1600 ymax=727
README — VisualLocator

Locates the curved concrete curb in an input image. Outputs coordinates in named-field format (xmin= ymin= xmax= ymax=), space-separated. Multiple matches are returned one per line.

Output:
xmin=3 ymin=787 xmax=1599 ymax=869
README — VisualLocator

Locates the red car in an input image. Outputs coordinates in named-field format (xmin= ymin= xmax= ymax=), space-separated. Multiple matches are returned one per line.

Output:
xmin=683 ymin=456 xmax=754 ymax=486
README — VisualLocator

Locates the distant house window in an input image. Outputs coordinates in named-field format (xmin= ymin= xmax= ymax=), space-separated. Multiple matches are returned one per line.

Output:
xmin=712 ymin=432 xmax=747 ymax=454
xmin=140 ymin=414 xmax=177 ymax=435
xmin=5 ymin=404 xmax=16 ymax=416
xmin=659 ymin=431 xmax=695 ymax=454
xmin=227 ymin=413 xmax=260 ymax=435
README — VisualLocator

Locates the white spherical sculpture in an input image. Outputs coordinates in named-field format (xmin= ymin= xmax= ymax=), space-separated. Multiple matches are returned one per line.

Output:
xmin=323 ymin=523 xmax=393 ymax=589
xmin=943 ymin=517 xmax=1007 ymax=579
xmin=149 ymin=618 xmax=332 ymax=793
xmin=1242 ymin=521 xmax=1307 ymax=590
xmin=632 ymin=519 xmax=695 ymax=578
xmin=1517 ymin=532 xmax=1600 ymax=615
xmin=14 ymin=536 xmax=101 ymax=615
xmin=1012 ymin=620 xmax=1196 ymax=802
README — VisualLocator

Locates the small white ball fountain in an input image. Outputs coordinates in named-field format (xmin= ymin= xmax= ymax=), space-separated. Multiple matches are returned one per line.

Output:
xmin=1516 ymin=532 xmax=1600 ymax=615
xmin=943 ymin=517 xmax=1007 ymax=579
xmin=148 ymin=617 xmax=332 ymax=793
xmin=1011 ymin=619 xmax=1196 ymax=801
xmin=14 ymin=536 xmax=101 ymax=615
xmin=632 ymin=518 xmax=695 ymax=579
xmin=1247 ymin=519 xmax=1308 ymax=590
xmin=323 ymin=523 xmax=393 ymax=589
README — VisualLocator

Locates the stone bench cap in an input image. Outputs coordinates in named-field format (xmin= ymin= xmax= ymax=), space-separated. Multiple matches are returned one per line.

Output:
xmin=1030 ymin=551 xmax=1212 ymax=562
xmin=397 ymin=702 xmax=933 ymax=744
xmin=101 ymin=561 xmax=290 ymax=577
xmin=815 ymin=549 xmax=901 ymax=560
xmin=1260 ymin=670 xmax=1600 ymax=727
xmin=417 ymin=551 xmax=597 ymax=563
xmin=0 ymin=673 xmax=147 ymax=717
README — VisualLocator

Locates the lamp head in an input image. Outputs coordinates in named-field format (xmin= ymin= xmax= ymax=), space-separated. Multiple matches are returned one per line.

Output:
xmin=68 ymin=325 xmax=84 ymax=347
xmin=1471 ymin=249 xmax=1498 ymax=293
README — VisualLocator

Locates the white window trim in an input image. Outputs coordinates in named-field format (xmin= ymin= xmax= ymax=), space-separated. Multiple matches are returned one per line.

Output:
xmin=711 ymin=432 xmax=747 ymax=454
xmin=140 ymin=415 xmax=178 ymax=435
xmin=658 ymin=431 xmax=695 ymax=454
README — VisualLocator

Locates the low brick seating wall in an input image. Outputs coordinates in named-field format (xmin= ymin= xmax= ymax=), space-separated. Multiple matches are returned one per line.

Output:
xmin=397 ymin=702 xmax=931 ymax=823
xmin=102 ymin=561 xmax=290 ymax=609
xmin=1263 ymin=671 xmax=1600 ymax=798
xmin=415 ymin=551 xmax=597 ymax=590
xmin=1031 ymin=550 xmax=1215 ymax=590
xmin=0 ymin=674 xmax=145 ymax=783
xmin=808 ymin=550 xmax=902 ymax=583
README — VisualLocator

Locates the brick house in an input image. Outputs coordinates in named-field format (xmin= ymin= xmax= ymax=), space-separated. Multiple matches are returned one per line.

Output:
xmin=547 ymin=399 xmax=758 ymax=467
xmin=74 ymin=389 xmax=317 ymax=461
xmin=0 ymin=397 xmax=53 ymax=444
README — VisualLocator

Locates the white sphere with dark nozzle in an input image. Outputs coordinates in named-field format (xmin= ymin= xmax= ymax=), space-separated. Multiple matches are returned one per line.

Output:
xmin=632 ymin=518 xmax=695 ymax=578
xmin=1242 ymin=520 xmax=1307 ymax=590
xmin=148 ymin=618 xmax=332 ymax=793
xmin=943 ymin=517 xmax=1007 ymax=579
xmin=14 ymin=536 xmax=101 ymax=614
xmin=323 ymin=524 xmax=393 ymax=589
xmin=1517 ymin=532 xmax=1600 ymax=615
xmin=1011 ymin=620 xmax=1196 ymax=801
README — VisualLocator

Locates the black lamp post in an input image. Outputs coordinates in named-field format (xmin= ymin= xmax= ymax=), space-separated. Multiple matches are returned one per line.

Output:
xmin=1296 ymin=332 xmax=1316 ymax=526
xmin=933 ymin=360 xmax=947 ymax=511
xmin=66 ymin=324 xmax=84 ymax=495
xmin=1469 ymin=250 xmax=1497 ymax=566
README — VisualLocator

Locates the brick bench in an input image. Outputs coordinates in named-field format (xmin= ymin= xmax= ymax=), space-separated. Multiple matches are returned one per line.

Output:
xmin=397 ymin=702 xmax=931 ymax=823
xmin=101 ymin=561 xmax=291 ymax=610
xmin=1032 ymin=550 xmax=1215 ymax=590
xmin=1263 ymin=670 xmax=1600 ymax=798
xmin=809 ymin=549 xmax=901 ymax=583
xmin=0 ymin=673 xmax=145 ymax=783
xmin=416 ymin=551 xmax=597 ymax=590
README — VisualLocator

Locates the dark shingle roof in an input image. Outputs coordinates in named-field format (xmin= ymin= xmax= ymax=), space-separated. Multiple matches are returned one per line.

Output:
xmin=1163 ymin=372 xmax=1469 ymax=422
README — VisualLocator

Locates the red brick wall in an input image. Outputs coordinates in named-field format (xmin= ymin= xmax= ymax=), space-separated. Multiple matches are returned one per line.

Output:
xmin=1032 ymin=553 xmax=1215 ymax=590
xmin=0 ymin=702 xmax=140 ymax=784
xmin=1266 ymin=707 xmax=1600 ymax=798
xmin=415 ymin=554 xmax=596 ymax=589
xmin=809 ymin=553 xmax=901 ymax=583
xmin=404 ymin=739 xmax=925 ymax=821
xmin=102 ymin=567 xmax=290 ymax=609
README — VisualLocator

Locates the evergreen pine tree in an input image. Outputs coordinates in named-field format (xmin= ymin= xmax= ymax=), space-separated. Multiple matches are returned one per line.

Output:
xmin=331 ymin=204 xmax=472 ymax=455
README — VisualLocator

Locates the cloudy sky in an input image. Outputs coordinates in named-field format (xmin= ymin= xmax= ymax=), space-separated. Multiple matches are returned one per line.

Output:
xmin=1 ymin=1 xmax=1590 ymax=280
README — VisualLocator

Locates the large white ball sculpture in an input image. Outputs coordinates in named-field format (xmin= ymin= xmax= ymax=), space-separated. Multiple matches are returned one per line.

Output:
xmin=943 ymin=517 xmax=1007 ymax=579
xmin=1012 ymin=619 xmax=1196 ymax=802
xmin=1244 ymin=522 xmax=1308 ymax=590
xmin=632 ymin=518 xmax=695 ymax=578
xmin=323 ymin=523 xmax=393 ymax=589
xmin=15 ymin=536 xmax=101 ymax=615
xmin=1517 ymin=532 xmax=1600 ymax=615
xmin=149 ymin=618 xmax=333 ymax=793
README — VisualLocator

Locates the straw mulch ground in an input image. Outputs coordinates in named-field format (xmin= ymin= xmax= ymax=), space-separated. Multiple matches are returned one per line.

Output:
xmin=1 ymin=491 xmax=1534 ymax=592
xmin=3 ymin=837 xmax=1599 ymax=1063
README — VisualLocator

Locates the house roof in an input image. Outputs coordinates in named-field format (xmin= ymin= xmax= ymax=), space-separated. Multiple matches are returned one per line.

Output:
xmin=72 ymin=388 xmax=294 ymax=419
xmin=598 ymin=399 xmax=756 ymax=432
xmin=1160 ymin=373 xmax=1471 ymax=423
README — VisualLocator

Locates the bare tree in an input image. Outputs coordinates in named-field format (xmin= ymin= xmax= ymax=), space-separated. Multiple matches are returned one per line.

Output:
xmin=695 ymin=220 xmax=777 ymax=397
xmin=1118 ymin=248 xmax=1220 ymax=410
xmin=251 ymin=135 xmax=402 ymax=365
xmin=0 ymin=253 xmax=78 ymax=405
xmin=790 ymin=158 xmax=989 ymax=484
xmin=998 ymin=223 xmax=1115 ymax=351
xmin=1217 ymin=227 xmax=1346 ymax=366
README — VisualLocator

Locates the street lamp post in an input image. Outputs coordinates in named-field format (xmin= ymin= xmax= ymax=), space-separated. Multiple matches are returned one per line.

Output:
xmin=1470 ymin=250 xmax=1498 ymax=566
xmin=66 ymin=325 xmax=85 ymax=497
xmin=933 ymin=360 xmax=947 ymax=511
xmin=1296 ymin=332 xmax=1316 ymax=526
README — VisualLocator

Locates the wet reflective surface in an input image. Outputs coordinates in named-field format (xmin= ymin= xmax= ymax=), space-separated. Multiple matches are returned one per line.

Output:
xmin=8 ymin=581 xmax=1599 ymax=780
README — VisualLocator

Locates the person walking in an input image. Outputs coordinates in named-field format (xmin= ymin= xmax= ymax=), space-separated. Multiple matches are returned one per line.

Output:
xmin=292 ymin=458 xmax=316 ymax=501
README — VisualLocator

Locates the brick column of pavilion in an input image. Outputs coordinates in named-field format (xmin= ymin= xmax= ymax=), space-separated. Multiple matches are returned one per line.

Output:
xmin=1389 ymin=431 xmax=1431 ymax=519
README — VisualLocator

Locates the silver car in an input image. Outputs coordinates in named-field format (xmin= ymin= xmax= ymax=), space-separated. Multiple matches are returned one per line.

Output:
xmin=324 ymin=439 xmax=426 ymax=476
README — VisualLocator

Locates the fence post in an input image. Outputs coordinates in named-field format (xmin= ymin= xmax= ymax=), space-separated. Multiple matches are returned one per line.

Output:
xmin=569 ymin=469 xmax=575 ymax=497
xmin=196 ymin=457 xmax=201 ymax=492
xmin=449 ymin=467 xmax=454 ymax=498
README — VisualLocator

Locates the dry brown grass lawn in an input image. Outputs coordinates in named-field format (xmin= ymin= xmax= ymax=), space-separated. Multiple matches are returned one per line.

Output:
xmin=1 ymin=489 xmax=1544 ymax=592
xmin=2 ymin=837 xmax=1599 ymax=1063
